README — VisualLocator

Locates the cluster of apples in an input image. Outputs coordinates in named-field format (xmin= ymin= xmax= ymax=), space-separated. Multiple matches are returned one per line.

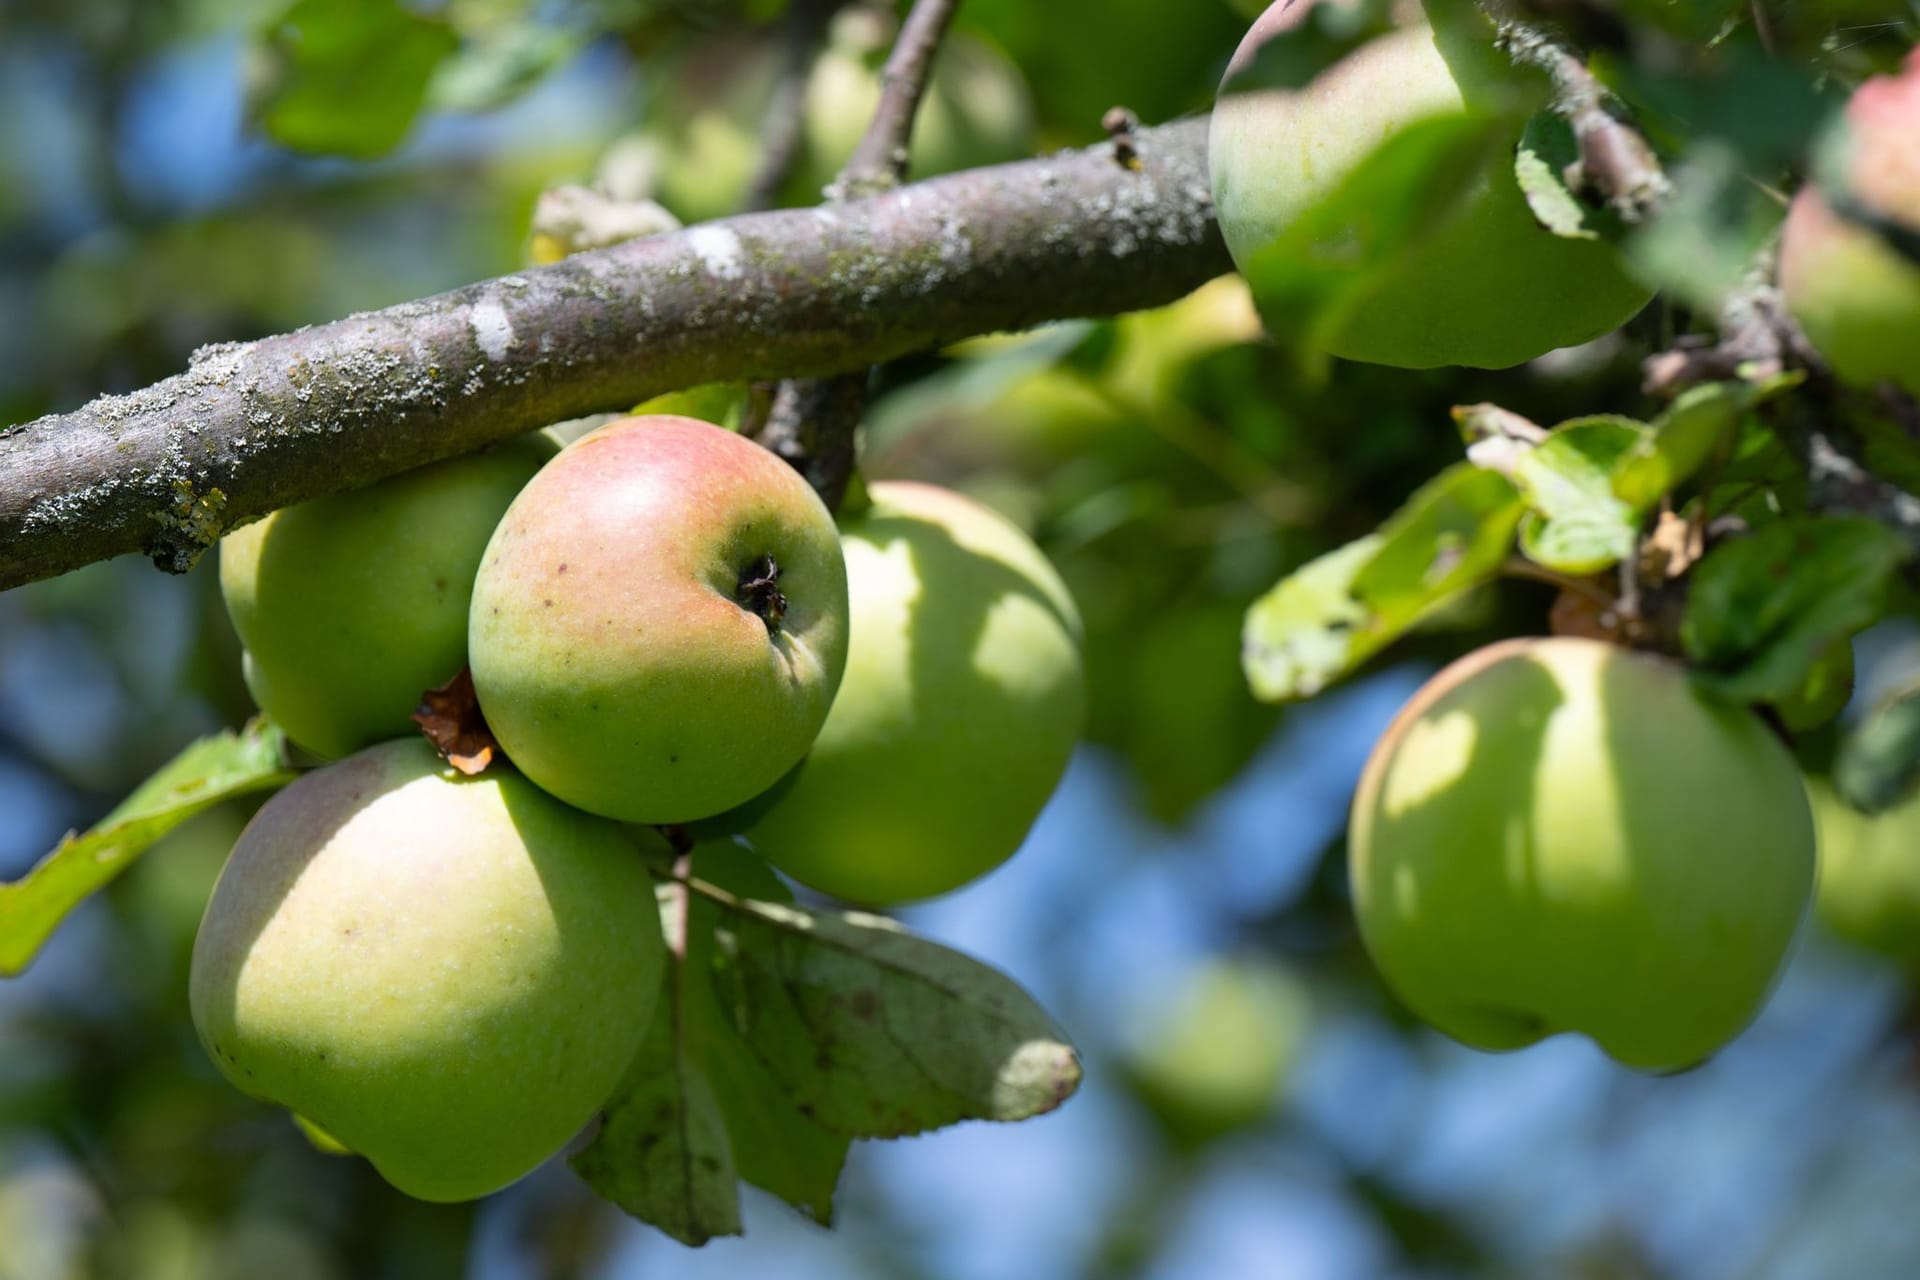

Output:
xmin=1209 ymin=1 xmax=1885 ymax=1071
xmin=191 ymin=415 xmax=1084 ymax=1201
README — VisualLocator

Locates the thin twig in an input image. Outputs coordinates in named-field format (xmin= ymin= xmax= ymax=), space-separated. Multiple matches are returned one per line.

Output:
xmin=832 ymin=0 xmax=964 ymax=200
xmin=760 ymin=0 xmax=966 ymax=509
xmin=1480 ymin=0 xmax=1671 ymax=221
xmin=1501 ymin=556 xmax=1618 ymax=610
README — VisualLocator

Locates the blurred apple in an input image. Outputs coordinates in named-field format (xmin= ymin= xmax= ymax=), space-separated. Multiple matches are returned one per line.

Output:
xmin=1780 ymin=49 xmax=1920 ymax=397
xmin=1122 ymin=956 xmax=1309 ymax=1148
xmin=1810 ymin=772 xmax=1920 ymax=968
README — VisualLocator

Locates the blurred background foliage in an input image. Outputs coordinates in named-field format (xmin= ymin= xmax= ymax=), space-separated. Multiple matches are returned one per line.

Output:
xmin=7 ymin=0 xmax=1920 ymax=1276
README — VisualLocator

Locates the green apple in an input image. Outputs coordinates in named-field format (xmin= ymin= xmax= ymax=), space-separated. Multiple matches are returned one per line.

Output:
xmin=1779 ymin=49 xmax=1920 ymax=397
xmin=219 ymin=434 xmax=556 ymax=760
xmin=468 ymin=415 xmax=850 ymax=825
xmin=1810 ymin=774 xmax=1920 ymax=968
xmin=1122 ymin=957 xmax=1309 ymax=1149
xmin=190 ymin=738 xmax=663 ymax=1202
xmin=1350 ymin=636 xmax=1815 ymax=1072
xmin=735 ymin=481 xmax=1084 ymax=904
xmin=1209 ymin=1 xmax=1652 ymax=369
xmin=644 ymin=35 xmax=786 ymax=225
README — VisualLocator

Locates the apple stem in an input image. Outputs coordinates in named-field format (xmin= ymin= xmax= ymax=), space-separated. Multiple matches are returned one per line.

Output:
xmin=736 ymin=555 xmax=790 ymax=634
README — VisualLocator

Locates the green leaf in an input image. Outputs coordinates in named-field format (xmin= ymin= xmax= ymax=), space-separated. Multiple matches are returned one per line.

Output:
xmin=1613 ymin=376 xmax=1799 ymax=512
xmin=571 ymin=986 xmax=744 ymax=1248
xmin=1242 ymin=464 xmax=1524 ymax=701
xmin=1835 ymin=684 xmax=1920 ymax=815
xmin=1682 ymin=518 xmax=1909 ymax=703
xmin=0 ymin=721 xmax=293 ymax=977
xmin=428 ymin=24 xmax=578 ymax=113
xmin=1513 ymin=420 xmax=1645 ymax=574
xmin=694 ymin=974 xmax=848 ymax=1224
xmin=1514 ymin=113 xmax=1612 ymax=241
xmin=1241 ymin=114 xmax=1509 ymax=376
xmin=706 ymin=891 xmax=1082 ymax=1138
xmin=572 ymin=842 xmax=853 ymax=1243
xmin=249 ymin=0 xmax=458 ymax=159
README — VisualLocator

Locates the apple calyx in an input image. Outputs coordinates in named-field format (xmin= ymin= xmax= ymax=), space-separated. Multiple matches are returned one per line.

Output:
xmin=735 ymin=554 xmax=789 ymax=634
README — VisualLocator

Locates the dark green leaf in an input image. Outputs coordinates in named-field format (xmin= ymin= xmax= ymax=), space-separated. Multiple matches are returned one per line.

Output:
xmin=249 ymin=0 xmax=458 ymax=159
xmin=705 ymin=891 xmax=1081 ymax=1138
xmin=1683 ymin=518 xmax=1909 ymax=703
xmin=572 ymin=844 xmax=851 ymax=1240
xmin=0 ymin=721 xmax=293 ymax=977
xmin=1835 ymin=684 xmax=1920 ymax=814
xmin=1243 ymin=464 xmax=1524 ymax=701
xmin=571 ymin=987 xmax=743 ymax=1247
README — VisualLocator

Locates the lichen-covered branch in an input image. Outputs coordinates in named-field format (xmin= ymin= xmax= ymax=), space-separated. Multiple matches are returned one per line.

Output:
xmin=0 ymin=119 xmax=1226 ymax=592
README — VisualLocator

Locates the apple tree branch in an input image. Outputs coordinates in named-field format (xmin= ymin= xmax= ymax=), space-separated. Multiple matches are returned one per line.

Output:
xmin=0 ymin=118 xmax=1226 ymax=593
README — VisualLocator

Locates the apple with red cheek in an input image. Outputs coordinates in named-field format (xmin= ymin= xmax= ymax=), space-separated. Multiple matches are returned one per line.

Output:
xmin=468 ymin=416 xmax=851 ymax=825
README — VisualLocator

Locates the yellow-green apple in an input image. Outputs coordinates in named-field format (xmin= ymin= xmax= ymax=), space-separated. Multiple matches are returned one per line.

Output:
xmin=190 ymin=738 xmax=663 ymax=1202
xmin=643 ymin=35 xmax=785 ymax=224
xmin=1810 ymin=774 xmax=1920 ymax=968
xmin=1122 ymin=957 xmax=1309 ymax=1148
xmin=1209 ymin=0 xmax=1651 ymax=369
xmin=468 ymin=416 xmax=849 ymax=825
xmin=219 ymin=434 xmax=556 ymax=759
xmin=1779 ymin=49 xmax=1920 ymax=396
xmin=734 ymin=481 xmax=1084 ymax=904
xmin=1350 ymin=636 xmax=1815 ymax=1071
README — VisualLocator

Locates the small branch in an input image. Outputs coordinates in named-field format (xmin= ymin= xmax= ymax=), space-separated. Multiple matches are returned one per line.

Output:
xmin=1482 ymin=1 xmax=1670 ymax=222
xmin=757 ymin=373 xmax=868 ymax=511
xmin=1641 ymin=240 xmax=1822 ymax=397
xmin=1501 ymin=556 xmax=1617 ymax=609
xmin=761 ymin=0 xmax=965 ymax=509
xmin=0 ymin=119 xmax=1226 ymax=591
xmin=831 ymin=0 xmax=963 ymax=200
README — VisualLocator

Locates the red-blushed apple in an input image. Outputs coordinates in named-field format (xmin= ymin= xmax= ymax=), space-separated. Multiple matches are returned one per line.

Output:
xmin=1779 ymin=48 xmax=1920 ymax=397
xmin=733 ymin=481 xmax=1084 ymax=904
xmin=1209 ymin=0 xmax=1651 ymax=369
xmin=1350 ymin=636 xmax=1815 ymax=1072
xmin=190 ymin=738 xmax=664 ymax=1203
xmin=468 ymin=416 xmax=850 ymax=825
xmin=219 ymin=433 xmax=557 ymax=760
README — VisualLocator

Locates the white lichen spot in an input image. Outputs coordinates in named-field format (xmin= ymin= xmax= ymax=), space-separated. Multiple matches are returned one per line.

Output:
xmin=687 ymin=225 xmax=745 ymax=281
xmin=470 ymin=297 xmax=517 ymax=363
